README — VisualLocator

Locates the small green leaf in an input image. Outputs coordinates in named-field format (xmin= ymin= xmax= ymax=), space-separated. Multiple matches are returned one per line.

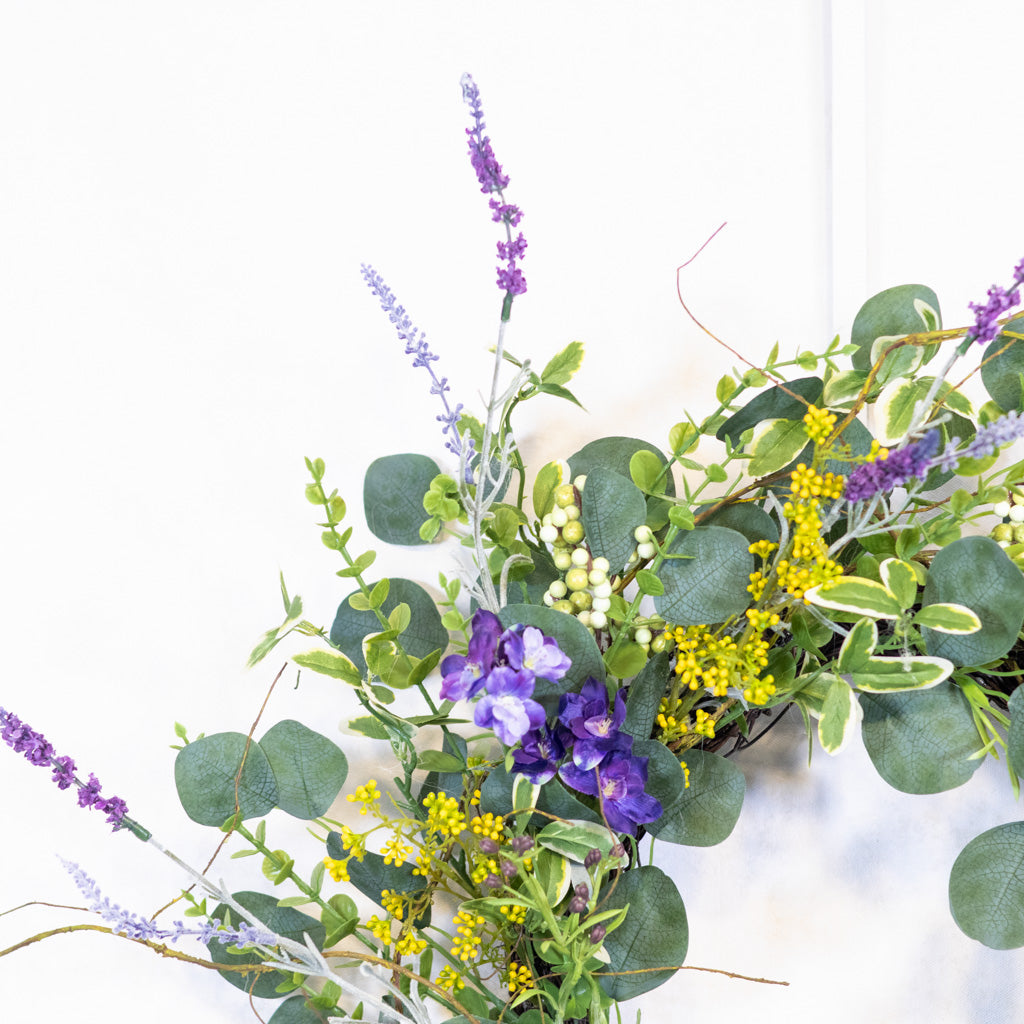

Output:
xmin=716 ymin=374 xmax=737 ymax=404
xmin=878 ymin=558 xmax=918 ymax=611
xmin=705 ymin=463 xmax=728 ymax=483
xmin=849 ymin=655 xmax=953 ymax=693
xmin=634 ymin=569 xmax=664 ymax=596
xmin=818 ymin=676 xmax=861 ymax=754
xmin=805 ymin=577 xmax=902 ymax=619
xmin=629 ymin=449 xmax=664 ymax=492
xmin=604 ymin=642 xmax=647 ymax=679
xmin=415 ymin=750 xmax=465 ymax=773
xmin=747 ymin=418 xmax=809 ymax=477
xmin=912 ymin=603 xmax=981 ymax=634
xmin=368 ymin=578 xmax=390 ymax=609
xmin=541 ymin=340 xmax=585 ymax=386
xmin=291 ymin=648 xmax=362 ymax=684
xmin=347 ymin=592 xmax=372 ymax=612
xmin=837 ymin=617 xmax=877 ymax=673
xmin=668 ymin=505 xmax=695 ymax=530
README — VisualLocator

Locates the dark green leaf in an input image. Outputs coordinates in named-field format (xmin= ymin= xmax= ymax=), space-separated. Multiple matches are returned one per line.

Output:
xmin=330 ymin=578 xmax=447 ymax=674
xmin=850 ymin=284 xmax=941 ymax=376
xmin=175 ymin=733 xmax=279 ymax=826
xmin=860 ymin=682 xmax=982 ymax=794
xmin=363 ymin=454 xmax=441 ymax=546
xmin=345 ymin=852 xmax=428 ymax=924
xmin=655 ymin=526 xmax=753 ymax=625
xmin=268 ymin=996 xmax=332 ymax=1023
xmin=639 ymin=744 xmax=745 ymax=846
xmin=698 ymin=502 xmax=779 ymax=546
xmin=258 ymin=720 xmax=348 ymax=820
xmin=207 ymin=891 xmax=325 ymax=998
xmin=579 ymin=467 xmax=650 ymax=573
xmin=715 ymin=377 xmax=822 ymax=446
xmin=1008 ymin=685 xmax=1024 ymax=778
xmin=981 ymin=316 xmax=1024 ymax=411
xmin=949 ymin=822 xmax=1024 ymax=949
xmin=921 ymin=537 xmax=1024 ymax=666
xmin=624 ymin=652 xmax=671 ymax=740
xmin=598 ymin=865 xmax=687 ymax=999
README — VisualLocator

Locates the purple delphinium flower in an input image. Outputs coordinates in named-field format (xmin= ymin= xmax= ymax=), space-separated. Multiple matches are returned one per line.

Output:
xmin=936 ymin=410 xmax=1024 ymax=470
xmin=63 ymin=860 xmax=278 ymax=947
xmin=1 ymin=707 xmax=132 ymax=832
xmin=461 ymin=73 xmax=527 ymax=301
xmin=965 ymin=257 xmax=1024 ymax=345
xmin=559 ymin=735 xmax=662 ymax=833
xmin=473 ymin=666 xmax=546 ymax=746
xmin=511 ymin=723 xmax=568 ymax=785
xmin=559 ymin=677 xmax=628 ymax=770
xmin=843 ymin=430 xmax=940 ymax=503
xmin=360 ymin=263 xmax=474 ymax=465
xmin=502 ymin=625 xmax=572 ymax=683
xmin=440 ymin=608 xmax=503 ymax=701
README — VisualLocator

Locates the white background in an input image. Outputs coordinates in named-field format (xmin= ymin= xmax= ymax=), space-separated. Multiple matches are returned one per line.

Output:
xmin=2 ymin=2 xmax=1024 ymax=1022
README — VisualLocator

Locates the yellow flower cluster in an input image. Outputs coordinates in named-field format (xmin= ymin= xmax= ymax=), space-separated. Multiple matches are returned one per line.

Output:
xmin=655 ymin=695 xmax=689 ymax=743
xmin=346 ymin=779 xmax=382 ymax=816
xmin=470 ymin=812 xmax=505 ymax=843
xmin=381 ymin=889 xmax=405 ymax=921
xmin=508 ymin=961 xmax=533 ymax=994
xmin=693 ymin=708 xmax=716 ymax=739
xmin=382 ymin=835 xmax=413 ymax=867
xmin=681 ymin=759 xmax=691 ymax=788
xmin=323 ymin=856 xmax=349 ymax=882
xmin=790 ymin=463 xmax=843 ymax=502
xmin=865 ymin=439 xmax=889 ymax=462
xmin=803 ymin=404 xmax=837 ymax=445
xmin=436 ymin=965 xmax=465 ymax=992
xmin=365 ymin=914 xmax=391 ymax=945
xmin=470 ymin=855 xmax=500 ymax=886
xmin=665 ymin=624 xmax=774 ymax=702
xmin=395 ymin=931 xmax=427 ymax=957
xmin=423 ymin=792 xmax=466 ymax=837
xmin=451 ymin=909 xmax=486 ymax=961
xmin=500 ymin=903 xmax=527 ymax=926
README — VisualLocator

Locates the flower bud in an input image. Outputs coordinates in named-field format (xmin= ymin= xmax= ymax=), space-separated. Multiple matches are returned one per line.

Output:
xmin=569 ymin=895 xmax=587 ymax=914
xmin=479 ymin=838 xmax=499 ymax=854
xmin=610 ymin=842 xmax=626 ymax=859
xmin=574 ymin=882 xmax=590 ymax=900
xmin=483 ymin=873 xmax=503 ymax=890
xmin=590 ymin=924 xmax=607 ymax=944
xmin=511 ymin=835 xmax=534 ymax=854
xmin=584 ymin=848 xmax=603 ymax=869
xmin=501 ymin=859 xmax=518 ymax=879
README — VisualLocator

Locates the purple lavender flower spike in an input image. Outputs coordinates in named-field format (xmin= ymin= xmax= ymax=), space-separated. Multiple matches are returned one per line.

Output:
xmin=502 ymin=625 xmax=572 ymax=683
xmin=843 ymin=430 xmax=940 ymax=503
xmin=440 ymin=608 xmax=503 ymax=701
xmin=934 ymin=410 xmax=1024 ymax=473
xmin=461 ymin=73 xmax=527 ymax=302
xmin=559 ymin=677 xmax=627 ymax=770
xmin=473 ymin=666 xmax=546 ymax=746
xmin=360 ymin=263 xmax=474 ymax=465
xmin=965 ymin=257 xmax=1024 ymax=345
xmin=1 ymin=706 xmax=135 ymax=833
xmin=559 ymin=735 xmax=662 ymax=833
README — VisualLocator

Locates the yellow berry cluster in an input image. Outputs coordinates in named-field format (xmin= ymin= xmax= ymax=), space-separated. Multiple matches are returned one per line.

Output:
xmin=451 ymin=909 xmax=486 ymax=961
xmin=803 ymin=404 xmax=837 ymax=445
xmin=382 ymin=835 xmax=413 ymax=867
xmin=365 ymin=914 xmax=391 ymax=945
xmin=470 ymin=812 xmax=506 ymax=843
xmin=322 ymin=856 xmax=349 ymax=882
xmin=423 ymin=792 xmax=466 ymax=838
xmin=500 ymin=903 xmax=527 ymax=926
xmin=693 ymin=708 xmax=716 ymax=739
xmin=436 ymin=965 xmax=465 ymax=992
xmin=470 ymin=855 xmax=500 ymax=886
xmin=322 ymin=825 xmax=368 ymax=884
xmin=656 ymin=695 xmax=689 ymax=743
xmin=508 ymin=961 xmax=533 ymax=994
xmin=790 ymin=463 xmax=843 ymax=502
xmin=346 ymin=780 xmax=382 ymax=815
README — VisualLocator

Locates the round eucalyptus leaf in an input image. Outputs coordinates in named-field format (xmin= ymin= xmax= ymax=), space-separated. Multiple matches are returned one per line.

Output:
xmin=639 ymin=744 xmax=745 ymax=846
xmin=598 ymin=865 xmax=687 ymax=1000
xmin=175 ymin=732 xmax=279 ymax=826
xmin=1008 ymin=685 xmax=1024 ymax=779
xmin=949 ymin=822 xmax=1024 ymax=949
xmin=698 ymin=502 xmax=779 ymax=546
xmin=981 ymin=316 xmax=1024 ymax=412
xmin=849 ymin=284 xmax=941 ymax=374
xmin=363 ymin=453 xmax=440 ymax=546
xmin=269 ymin=997 xmax=331 ymax=1023
xmin=921 ymin=536 xmax=1024 ymax=666
xmin=207 ymin=891 xmax=325 ymax=998
xmin=580 ymin=466 xmax=648 ymax=573
xmin=568 ymin=436 xmax=675 ymax=497
xmin=330 ymin=577 xmax=447 ymax=674
xmin=655 ymin=525 xmax=752 ymax=625
xmin=499 ymin=603 xmax=605 ymax=687
xmin=860 ymin=682 xmax=982 ymax=794
xmin=258 ymin=719 xmax=348 ymax=820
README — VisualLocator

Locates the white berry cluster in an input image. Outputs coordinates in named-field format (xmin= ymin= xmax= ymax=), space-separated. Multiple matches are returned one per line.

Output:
xmin=538 ymin=477 xmax=617 ymax=630
xmin=991 ymin=489 xmax=1024 ymax=546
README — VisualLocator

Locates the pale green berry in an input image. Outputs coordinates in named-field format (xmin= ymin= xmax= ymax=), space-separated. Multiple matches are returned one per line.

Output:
xmin=566 ymin=567 xmax=590 ymax=591
xmin=548 ymin=580 xmax=567 ymax=599
xmin=992 ymin=523 xmax=1014 ymax=543
xmin=589 ymin=610 xmax=607 ymax=630
xmin=562 ymin=520 xmax=585 ymax=545
xmin=1010 ymin=506 xmax=1024 ymax=524
xmin=592 ymin=580 xmax=612 ymax=599
xmin=543 ymin=592 xmax=555 ymax=607
xmin=634 ymin=525 xmax=653 ymax=543
xmin=637 ymin=541 xmax=656 ymax=560
xmin=591 ymin=557 xmax=610 ymax=574
xmin=576 ymin=609 xmax=592 ymax=628
xmin=651 ymin=634 xmax=668 ymax=653
xmin=552 ymin=599 xmax=574 ymax=614
xmin=588 ymin=568 xmax=608 ymax=586
xmin=539 ymin=524 xmax=559 ymax=543
xmin=994 ymin=501 xmax=1012 ymax=518
xmin=592 ymin=596 xmax=611 ymax=613
xmin=1014 ymin=524 xmax=1024 ymax=544
xmin=564 ymin=504 xmax=580 ymax=521
xmin=570 ymin=546 xmax=590 ymax=567
xmin=553 ymin=550 xmax=573 ymax=570
xmin=634 ymin=627 xmax=652 ymax=645
xmin=573 ymin=474 xmax=587 ymax=491
xmin=550 ymin=506 xmax=568 ymax=528
xmin=554 ymin=484 xmax=577 ymax=508
xmin=570 ymin=591 xmax=593 ymax=612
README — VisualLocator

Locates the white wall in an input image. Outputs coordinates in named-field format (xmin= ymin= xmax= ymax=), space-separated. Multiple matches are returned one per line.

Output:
xmin=1 ymin=3 xmax=1023 ymax=1022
